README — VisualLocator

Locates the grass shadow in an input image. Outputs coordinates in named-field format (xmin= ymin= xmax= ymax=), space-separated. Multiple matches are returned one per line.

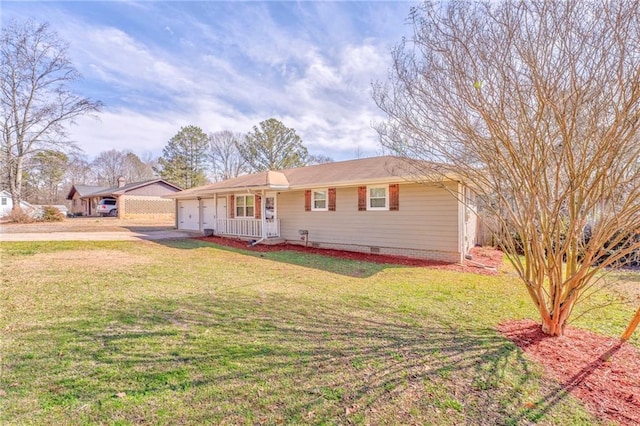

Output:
xmin=2 ymin=292 xmax=589 ymax=425
xmin=157 ymin=238 xmax=395 ymax=278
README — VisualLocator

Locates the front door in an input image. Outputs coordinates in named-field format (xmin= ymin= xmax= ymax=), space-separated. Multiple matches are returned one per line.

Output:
xmin=216 ymin=196 xmax=227 ymax=234
xmin=202 ymin=198 xmax=215 ymax=230
xmin=265 ymin=192 xmax=278 ymax=237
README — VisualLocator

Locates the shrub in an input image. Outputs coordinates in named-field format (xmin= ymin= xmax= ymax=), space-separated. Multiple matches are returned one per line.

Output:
xmin=3 ymin=209 xmax=36 ymax=224
xmin=40 ymin=206 xmax=65 ymax=222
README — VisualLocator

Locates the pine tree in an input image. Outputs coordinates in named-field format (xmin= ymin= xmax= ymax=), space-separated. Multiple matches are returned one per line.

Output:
xmin=237 ymin=118 xmax=308 ymax=172
xmin=158 ymin=125 xmax=209 ymax=189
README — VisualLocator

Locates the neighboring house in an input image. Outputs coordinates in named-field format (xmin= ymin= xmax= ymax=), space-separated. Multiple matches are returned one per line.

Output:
xmin=0 ymin=190 xmax=37 ymax=217
xmin=66 ymin=177 xmax=182 ymax=218
xmin=167 ymin=156 xmax=478 ymax=263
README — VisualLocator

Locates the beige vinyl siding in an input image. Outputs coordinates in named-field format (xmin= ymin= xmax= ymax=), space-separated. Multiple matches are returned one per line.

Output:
xmin=278 ymin=183 xmax=459 ymax=254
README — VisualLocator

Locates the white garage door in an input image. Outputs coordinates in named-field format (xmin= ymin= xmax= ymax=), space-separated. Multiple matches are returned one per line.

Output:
xmin=178 ymin=199 xmax=200 ymax=230
xmin=201 ymin=198 xmax=215 ymax=230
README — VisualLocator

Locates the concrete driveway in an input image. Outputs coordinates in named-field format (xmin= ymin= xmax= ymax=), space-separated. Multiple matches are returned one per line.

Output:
xmin=0 ymin=229 xmax=199 ymax=242
xmin=0 ymin=217 xmax=200 ymax=242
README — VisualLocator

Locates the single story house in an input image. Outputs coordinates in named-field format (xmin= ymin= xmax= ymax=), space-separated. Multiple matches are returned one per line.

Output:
xmin=0 ymin=190 xmax=36 ymax=217
xmin=167 ymin=156 xmax=477 ymax=263
xmin=66 ymin=177 xmax=182 ymax=218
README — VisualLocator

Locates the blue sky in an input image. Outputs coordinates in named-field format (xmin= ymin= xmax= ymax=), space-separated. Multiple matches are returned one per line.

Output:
xmin=2 ymin=1 xmax=417 ymax=162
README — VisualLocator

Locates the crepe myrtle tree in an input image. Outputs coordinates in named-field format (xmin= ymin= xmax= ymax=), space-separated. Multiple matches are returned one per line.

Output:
xmin=374 ymin=0 xmax=640 ymax=337
xmin=1 ymin=19 xmax=101 ymax=212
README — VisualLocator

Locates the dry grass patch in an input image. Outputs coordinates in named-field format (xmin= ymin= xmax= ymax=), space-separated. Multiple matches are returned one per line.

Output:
xmin=10 ymin=249 xmax=153 ymax=272
xmin=605 ymin=270 xmax=640 ymax=304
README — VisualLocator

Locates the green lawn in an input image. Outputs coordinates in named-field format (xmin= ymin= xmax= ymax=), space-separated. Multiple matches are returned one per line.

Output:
xmin=0 ymin=239 xmax=636 ymax=425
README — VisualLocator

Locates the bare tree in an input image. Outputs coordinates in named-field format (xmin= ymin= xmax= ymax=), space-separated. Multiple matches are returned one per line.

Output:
xmin=208 ymin=130 xmax=248 ymax=181
xmin=139 ymin=152 xmax=160 ymax=178
xmin=91 ymin=149 xmax=154 ymax=186
xmin=374 ymin=1 xmax=640 ymax=336
xmin=1 ymin=19 xmax=101 ymax=212
xmin=64 ymin=153 xmax=92 ymax=186
xmin=353 ymin=146 xmax=364 ymax=159
xmin=91 ymin=149 xmax=127 ymax=186
xmin=122 ymin=152 xmax=155 ymax=183
xmin=307 ymin=154 xmax=333 ymax=165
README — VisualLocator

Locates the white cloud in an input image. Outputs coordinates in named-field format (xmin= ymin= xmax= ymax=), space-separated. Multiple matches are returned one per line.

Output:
xmin=72 ymin=26 xmax=198 ymax=96
xmin=340 ymin=43 xmax=389 ymax=80
xmin=2 ymin=1 xmax=413 ymax=163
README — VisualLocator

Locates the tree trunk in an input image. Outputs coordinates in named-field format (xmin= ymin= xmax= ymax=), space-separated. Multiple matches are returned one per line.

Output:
xmin=541 ymin=315 xmax=566 ymax=337
xmin=538 ymin=295 xmax=577 ymax=337
xmin=9 ymin=158 xmax=24 ymax=213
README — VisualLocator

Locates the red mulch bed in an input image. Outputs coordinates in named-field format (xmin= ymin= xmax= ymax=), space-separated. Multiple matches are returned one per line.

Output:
xmin=194 ymin=236 xmax=503 ymax=275
xmin=498 ymin=319 xmax=640 ymax=425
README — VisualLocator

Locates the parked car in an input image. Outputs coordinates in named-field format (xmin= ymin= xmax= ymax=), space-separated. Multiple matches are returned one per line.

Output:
xmin=97 ymin=199 xmax=118 ymax=217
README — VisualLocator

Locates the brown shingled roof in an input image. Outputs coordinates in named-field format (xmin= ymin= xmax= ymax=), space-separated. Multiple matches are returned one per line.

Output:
xmin=281 ymin=156 xmax=419 ymax=188
xmin=168 ymin=156 xmax=449 ymax=199
xmin=67 ymin=179 xmax=182 ymax=200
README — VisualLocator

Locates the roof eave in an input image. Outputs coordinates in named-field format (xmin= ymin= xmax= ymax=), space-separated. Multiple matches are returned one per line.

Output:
xmin=287 ymin=174 xmax=456 ymax=190
xmin=167 ymin=183 xmax=291 ymax=199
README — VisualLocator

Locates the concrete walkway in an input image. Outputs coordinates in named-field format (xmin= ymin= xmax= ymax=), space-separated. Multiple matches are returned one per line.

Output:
xmin=0 ymin=229 xmax=199 ymax=242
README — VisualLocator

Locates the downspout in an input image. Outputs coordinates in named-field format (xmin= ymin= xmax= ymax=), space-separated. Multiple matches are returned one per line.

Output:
xmin=457 ymin=182 xmax=466 ymax=264
xmin=213 ymin=193 xmax=217 ymax=234
xmin=251 ymin=189 xmax=267 ymax=246
xmin=174 ymin=198 xmax=178 ymax=229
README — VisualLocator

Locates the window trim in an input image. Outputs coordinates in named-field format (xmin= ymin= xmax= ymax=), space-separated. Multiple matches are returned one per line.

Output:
xmin=311 ymin=189 xmax=328 ymax=211
xmin=367 ymin=185 xmax=389 ymax=211
xmin=234 ymin=194 xmax=255 ymax=218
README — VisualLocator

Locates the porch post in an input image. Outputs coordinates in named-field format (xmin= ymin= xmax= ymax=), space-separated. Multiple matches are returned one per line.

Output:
xmin=261 ymin=189 xmax=267 ymax=240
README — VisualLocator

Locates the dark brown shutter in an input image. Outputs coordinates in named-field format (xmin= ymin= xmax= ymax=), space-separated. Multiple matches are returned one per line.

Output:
xmin=328 ymin=188 xmax=336 ymax=211
xmin=358 ymin=186 xmax=367 ymax=211
xmin=229 ymin=195 xmax=235 ymax=219
xmin=389 ymin=184 xmax=399 ymax=211
xmin=255 ymin=195 xmax=261 ymax=219
xmin=304 ymin=190 xmax=311 ymax=211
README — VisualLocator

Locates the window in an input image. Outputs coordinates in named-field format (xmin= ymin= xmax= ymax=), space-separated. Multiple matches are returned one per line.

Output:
xmin=312 ymin=189 xmax=328 ymax=211
xmin=1 ymin=197 xmax=6 ymax=206
xmin=235 ymin=195 xmax=254 ymax=218
xmin=305 ymin=188 xmax=336 ymax=212
xmin=367 ymin=185 xmax=388 ymax=210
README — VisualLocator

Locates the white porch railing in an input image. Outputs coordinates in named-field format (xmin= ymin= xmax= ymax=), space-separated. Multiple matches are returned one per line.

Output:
xmin=216 ymin=218 xmax=280 ymax=238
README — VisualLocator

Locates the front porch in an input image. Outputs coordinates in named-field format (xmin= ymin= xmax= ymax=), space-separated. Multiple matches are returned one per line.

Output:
xmin=215 ymin=218 xmax=281 ymax=239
